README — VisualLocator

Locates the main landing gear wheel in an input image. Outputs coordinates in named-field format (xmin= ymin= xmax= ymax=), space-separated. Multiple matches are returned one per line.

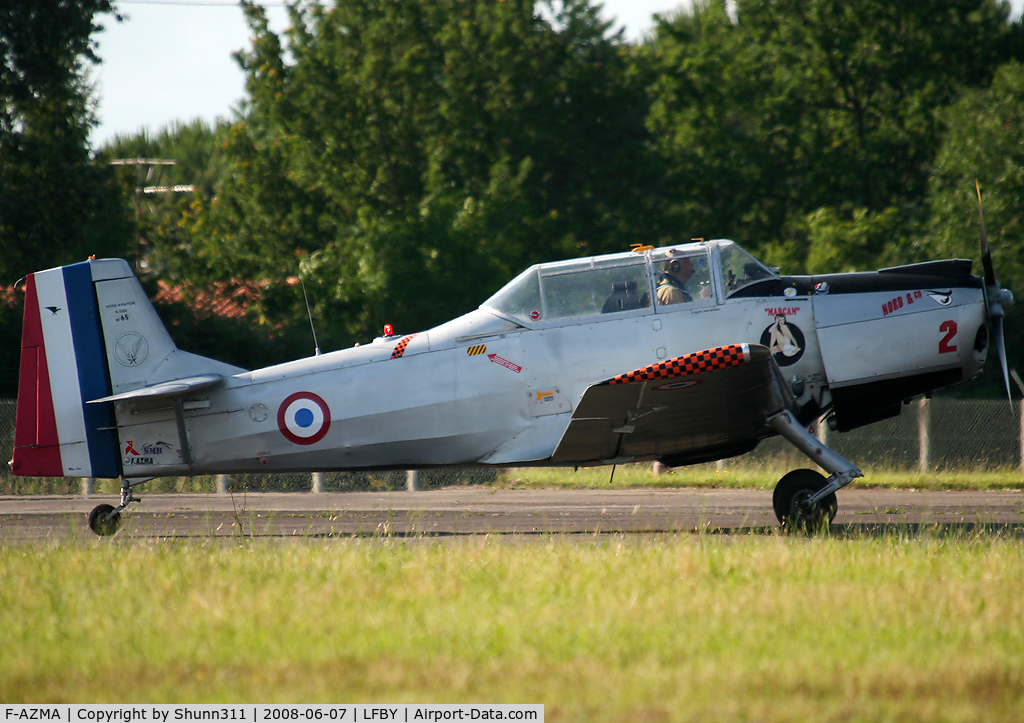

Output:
xmin=773 ymin=469 xmax=837 ymax=532
xmin=88 ymin=504 xmax=121 ymax=536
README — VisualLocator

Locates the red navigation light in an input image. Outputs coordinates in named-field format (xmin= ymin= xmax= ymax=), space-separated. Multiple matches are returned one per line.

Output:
xmin=383 ymin=323 xmax=394 ymax=337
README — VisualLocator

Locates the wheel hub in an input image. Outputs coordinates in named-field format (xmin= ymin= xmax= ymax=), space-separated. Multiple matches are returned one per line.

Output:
xmin=790 ymin=490 xmax=824 ymax=523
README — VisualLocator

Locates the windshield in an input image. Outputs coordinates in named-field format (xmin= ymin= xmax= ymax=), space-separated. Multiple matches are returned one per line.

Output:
xmin=482 ymin=266 xmax=542 ymax=323
xmin=718 ymin=241 xmax=776 ymax=296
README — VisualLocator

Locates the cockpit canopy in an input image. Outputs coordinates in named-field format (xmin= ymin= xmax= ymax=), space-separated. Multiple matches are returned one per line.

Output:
xmin=482 ymin=240 xmax=776 ymax=325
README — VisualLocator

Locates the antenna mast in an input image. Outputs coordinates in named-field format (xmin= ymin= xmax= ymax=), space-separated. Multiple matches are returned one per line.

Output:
xmin=300 ymin=277 xmax=321 ymax=356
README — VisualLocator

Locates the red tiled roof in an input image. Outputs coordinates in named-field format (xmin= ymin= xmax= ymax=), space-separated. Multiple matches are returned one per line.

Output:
xmin=1 ymin=285 xmax=23 ymax=308
xmin=154 ymin=279 xmax=263 ymax=319
xmin=2 ymin=276 xmax=300 ymax=320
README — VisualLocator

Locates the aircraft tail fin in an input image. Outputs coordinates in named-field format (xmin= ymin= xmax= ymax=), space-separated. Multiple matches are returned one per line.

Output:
xmin=11 ymin=259 xmax=244 ymax=478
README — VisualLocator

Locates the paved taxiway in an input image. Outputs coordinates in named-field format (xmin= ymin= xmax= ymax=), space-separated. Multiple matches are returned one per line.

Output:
xmin=2 ymin=487 xmax=1023 ymax=541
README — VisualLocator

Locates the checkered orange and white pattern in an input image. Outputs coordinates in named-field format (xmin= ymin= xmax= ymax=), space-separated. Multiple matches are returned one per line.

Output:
xmin=605 ymin=344 xmax=749 ymax=385
xmin=390 ymin=334 xmax=417 ymax=359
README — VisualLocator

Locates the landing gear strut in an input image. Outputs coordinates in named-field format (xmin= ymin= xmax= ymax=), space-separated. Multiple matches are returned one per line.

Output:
xmin=86 ymin=478 xmax=144 ymax=536
xmin=768 ymin=410 xmax=862 ymax=530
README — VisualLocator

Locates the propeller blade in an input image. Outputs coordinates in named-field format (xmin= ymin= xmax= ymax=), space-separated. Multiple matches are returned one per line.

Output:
xmin=976 ymin=181 xmax=1014 ymax=405
xmin=976 ymin=180 xmax=997 ymax=287
xmin=992 ymin=314 xmax=1013 ymax=408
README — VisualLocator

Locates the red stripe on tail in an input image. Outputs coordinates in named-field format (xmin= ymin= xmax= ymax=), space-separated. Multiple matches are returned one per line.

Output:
xmin=11 ymin=275 xmax=63 ymax=476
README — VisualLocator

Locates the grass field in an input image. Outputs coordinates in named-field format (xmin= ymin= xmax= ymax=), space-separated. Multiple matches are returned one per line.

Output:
xmin=6 ymin=462 xmax=1024 ymax=496
xmin=500 ymin=463 xmax=1024 ymax=491
xmin=2 ymin=532 xmax=1023 ymax=721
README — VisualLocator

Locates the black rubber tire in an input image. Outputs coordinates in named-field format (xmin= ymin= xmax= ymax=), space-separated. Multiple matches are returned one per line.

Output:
xmin=773 ymin=469 xmax=837 ymax=531
xmin=88 ymin=504 xmax=121 ymax=536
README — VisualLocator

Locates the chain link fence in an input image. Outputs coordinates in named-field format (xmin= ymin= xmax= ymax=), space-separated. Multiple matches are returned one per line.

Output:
xmin=1 ymin=397 xmax=1021 ymax=494
xmin=744 ymin=397 xmax=1022 ymax=472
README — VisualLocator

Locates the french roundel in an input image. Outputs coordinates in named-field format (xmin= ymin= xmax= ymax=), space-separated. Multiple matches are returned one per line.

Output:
xmin=277 ymin=392 xmax=331 ymax=445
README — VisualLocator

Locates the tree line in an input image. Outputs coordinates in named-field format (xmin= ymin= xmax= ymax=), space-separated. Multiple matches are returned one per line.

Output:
xmin=3 ymin=0 xmax=1024 ymax=396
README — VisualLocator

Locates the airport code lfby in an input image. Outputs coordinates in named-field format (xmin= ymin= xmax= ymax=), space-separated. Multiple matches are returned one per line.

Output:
xmin=2 ymin=708 xmax=542 ymax=723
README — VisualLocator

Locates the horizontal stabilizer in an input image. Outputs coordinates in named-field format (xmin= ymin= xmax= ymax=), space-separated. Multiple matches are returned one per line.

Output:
xmin=87 ymin=374 xmax=225 ymax=404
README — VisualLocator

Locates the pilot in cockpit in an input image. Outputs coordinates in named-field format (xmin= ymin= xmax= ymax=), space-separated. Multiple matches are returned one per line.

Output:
xmin=657 ymin=255 xmax=695 ymax=305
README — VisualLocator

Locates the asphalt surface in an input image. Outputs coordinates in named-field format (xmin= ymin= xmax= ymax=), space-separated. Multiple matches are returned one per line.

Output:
xmin=2 ymin=487 xmax=1024 ymax=542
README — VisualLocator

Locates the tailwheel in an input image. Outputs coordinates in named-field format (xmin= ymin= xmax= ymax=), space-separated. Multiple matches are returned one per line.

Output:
xmin=88 ymin=504 xmax=121 ymax=536
xmin=773 ymin=469 xmax=837 ymax=531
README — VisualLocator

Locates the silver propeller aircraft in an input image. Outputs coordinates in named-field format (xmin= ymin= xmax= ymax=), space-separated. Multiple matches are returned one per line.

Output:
xmin=10 ymin=191 xmax=1013 ymax=535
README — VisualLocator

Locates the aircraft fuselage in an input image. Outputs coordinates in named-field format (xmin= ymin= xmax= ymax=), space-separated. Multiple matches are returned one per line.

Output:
xmin=113 ymin=252 xmax=987 ymax=477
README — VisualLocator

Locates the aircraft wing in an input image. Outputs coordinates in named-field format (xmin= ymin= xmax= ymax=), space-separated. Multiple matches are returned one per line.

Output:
xmin=551 ymin=344 xmax=794 ymax=466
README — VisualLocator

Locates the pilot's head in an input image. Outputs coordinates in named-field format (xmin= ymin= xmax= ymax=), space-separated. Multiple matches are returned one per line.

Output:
xmin=663 ymin=256 xmax=694 ymax=281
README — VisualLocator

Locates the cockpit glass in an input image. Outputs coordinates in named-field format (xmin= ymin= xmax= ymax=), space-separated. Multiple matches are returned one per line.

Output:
xmin=651 ymin=247 xmax=713 ymax=306
xmin=540 ymin=257 xmax=650 ymax=320
xmin=482 ymin=266 xmax=542 ymax=323
xmin=484 ymin=241 xmax=764 ymax=324
xmin=718 ymin=242 xmax=776 ymax=296
xmin=482 ymin=255 xmax=651 ymax=323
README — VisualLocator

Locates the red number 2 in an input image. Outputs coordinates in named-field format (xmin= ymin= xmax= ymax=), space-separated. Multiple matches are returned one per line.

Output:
xmin=939 ymin=320 xmax=958 ymax=354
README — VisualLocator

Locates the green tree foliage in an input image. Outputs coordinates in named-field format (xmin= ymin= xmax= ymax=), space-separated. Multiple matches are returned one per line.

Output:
xmin=924 ymin=61 xmax=1024 ymax=389
xmin=99 ymin=122 xmax=329 ymax=373
xmin=166 ymin=0 xmax=659 ymax=348
xmin=98 ymin=119 xmax=228 ymax=273
xmin=645 ymin=0 xmax=1022 ymax=272
xmin=926 ymin=61 xmax=1024 ymax=276
xmin=0 ymin=0 xmax=132 ymax=394
xmin=804 ymin=206 xmax=914 ymax=273
xmin=0 ymin=0 xmax=132 ymax=284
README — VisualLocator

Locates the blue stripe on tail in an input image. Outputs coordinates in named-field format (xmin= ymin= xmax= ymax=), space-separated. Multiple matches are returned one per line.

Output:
xmin=63 ymin=262 xmax=121 ymax=478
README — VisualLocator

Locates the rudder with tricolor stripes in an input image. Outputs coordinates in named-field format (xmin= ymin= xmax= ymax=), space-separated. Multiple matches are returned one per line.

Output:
xmin=12 ymin=261 xmax=120 ymax=478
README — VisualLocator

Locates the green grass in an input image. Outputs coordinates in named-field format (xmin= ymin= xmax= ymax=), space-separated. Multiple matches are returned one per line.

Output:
xmin=497 ymin=463 xmax=1024 ymax=491
xmin=2 ymin=534 xmax=1023 ymax=721
xmin=6 ymin=463 xmax=1024 ymax=496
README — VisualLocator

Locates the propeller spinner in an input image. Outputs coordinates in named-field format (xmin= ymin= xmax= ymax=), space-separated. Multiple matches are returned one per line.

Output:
xmin=976 ymin=180 xmax=1014 ymax=403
